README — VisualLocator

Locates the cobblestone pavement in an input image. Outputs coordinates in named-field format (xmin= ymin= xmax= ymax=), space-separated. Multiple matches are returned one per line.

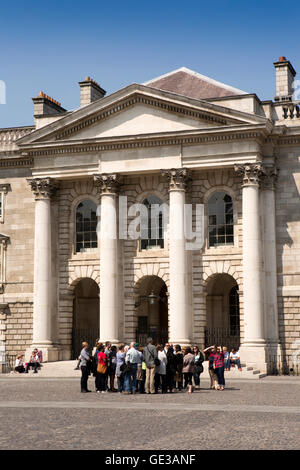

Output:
xmin=0 ymin=376 xmax=299 ymax=450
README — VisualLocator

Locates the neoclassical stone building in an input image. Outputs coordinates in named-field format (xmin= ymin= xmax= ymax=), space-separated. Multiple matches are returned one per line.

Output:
xmin=0 ymin=57 xmax=300 ymax=372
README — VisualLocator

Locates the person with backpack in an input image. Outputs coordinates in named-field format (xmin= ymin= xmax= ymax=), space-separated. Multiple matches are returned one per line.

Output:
xmin=193 ymin=345 xmax=204 ymax=390
xmin=143 ymin=337 xmax=159 ymax=394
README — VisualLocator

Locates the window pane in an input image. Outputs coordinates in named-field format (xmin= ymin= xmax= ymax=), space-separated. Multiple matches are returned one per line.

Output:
xmin=208 ymin=192 xmax=234 ymax=247
xmin=76 ymin=200 xmax=98 ymax=252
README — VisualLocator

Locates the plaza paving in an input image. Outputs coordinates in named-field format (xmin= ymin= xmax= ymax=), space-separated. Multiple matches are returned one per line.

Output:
xmin=0 ymin=374 xmax=299 ymax=450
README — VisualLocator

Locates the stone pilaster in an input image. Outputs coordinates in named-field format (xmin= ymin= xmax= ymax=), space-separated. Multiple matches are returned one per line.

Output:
xmin=161 ymin=168 xmax=191 ymax=344
xmin=26 ymin=177 xmax=59 ymax=362
xmin=94 ymin=173 xmax=121 ymax=343
xmin=234 ymin=163 xmax=267 ymax=370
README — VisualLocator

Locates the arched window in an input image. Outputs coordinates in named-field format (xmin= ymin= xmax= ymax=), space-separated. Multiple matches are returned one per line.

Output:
xmin=208 ymin=192 xmax=233 ymax=247
xmin=75 ymin=200 xmax=97 ymax=253
xmin=141 ymin=195 xmax=164 ymax=250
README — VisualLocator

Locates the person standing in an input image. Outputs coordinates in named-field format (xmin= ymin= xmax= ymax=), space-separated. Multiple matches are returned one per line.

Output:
xmin=116 ymin=344 xmax=126 ymax=393
xmin=182 ymin=347 xmax=195 ymax=394
xmin=223 ymin=347 xmax=230 ymax=371
xmin=166 ymin=344 xmax=176 ymax=393
xmin=96 ymin=344 xmax=108 ymax=393
xmin=193 ymin=345 xmax=204 ymax=390
xmin=79 ymin=342 xmax=92 ymax=393
xmin=213 ymin=346 xmax=225 ymax=391
xmin=143 ymin=337 xmax=158 ymax=394
xmin=124 ymin=342 xmax=140 ymax=394
xmin=108 ymin=345 xmax=117 ymax=392
xmin=204 ymin=345 xmax=218 ymax=390
xmin=174 ymin=344 xmax=184 ymax=391
xmin=155 ymin=345 xmax=167 ymax=393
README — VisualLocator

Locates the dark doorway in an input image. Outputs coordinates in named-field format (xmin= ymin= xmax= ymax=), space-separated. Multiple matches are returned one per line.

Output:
xmin=72 ymin=278 xmax=99 ymax=359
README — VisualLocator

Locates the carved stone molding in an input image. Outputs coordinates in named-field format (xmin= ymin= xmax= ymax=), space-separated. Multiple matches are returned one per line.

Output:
xmin=234 ymin=163 xmax=263 ymax=187
xmin=261 ymin=165 xmax=278 ymax=191
xmin=27 ymin=177 xmax=58 ymax=200
xmin=94 ymin=173 xmax=121 ymax=195
xmin=161 ymin=168 xmax=191 ymax=191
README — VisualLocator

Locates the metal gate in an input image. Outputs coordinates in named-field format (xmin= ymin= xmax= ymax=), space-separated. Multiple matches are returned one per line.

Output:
xmin=71 ymin=328 xmax=99 ymax=359
xmin=204 ymin=327 xmax=240 ymax=350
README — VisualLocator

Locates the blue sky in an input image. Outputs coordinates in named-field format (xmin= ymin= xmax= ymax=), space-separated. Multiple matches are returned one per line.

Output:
xmin=0 ymin=0 xmax=299 ymax=127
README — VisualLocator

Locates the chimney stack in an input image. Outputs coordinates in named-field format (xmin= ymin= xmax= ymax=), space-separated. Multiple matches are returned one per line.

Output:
xmin=274 ymin=56 xmax=296 ymax=102
xmin=78 ymin=76 xmax=106 ymax=107
xmin=32 ymin=91 xmax=66 ymax=117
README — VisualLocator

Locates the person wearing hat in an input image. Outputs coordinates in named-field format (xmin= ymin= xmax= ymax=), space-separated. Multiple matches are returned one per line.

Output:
xmin=123 ymin=342 xmax=141 ymax=394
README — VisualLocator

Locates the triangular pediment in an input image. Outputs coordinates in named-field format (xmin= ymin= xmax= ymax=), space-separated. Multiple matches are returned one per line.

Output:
xmin=17 ymin=84 xmax=269 ymax=148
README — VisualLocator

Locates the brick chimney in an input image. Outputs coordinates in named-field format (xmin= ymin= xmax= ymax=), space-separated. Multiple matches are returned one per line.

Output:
xmin=274 ymin=56 xmax=296 ymax=102
xmin=78 ymin=76 xmax=106 ymax=107
xmin=32 ymin=91 xmax=66 ymax=117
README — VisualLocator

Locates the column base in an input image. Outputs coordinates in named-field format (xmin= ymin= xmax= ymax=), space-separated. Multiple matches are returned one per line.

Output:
xmin=238 ymin=343 xmax=268 ymax=373
xmin=25 ymin=343 xmax=60 ymax=363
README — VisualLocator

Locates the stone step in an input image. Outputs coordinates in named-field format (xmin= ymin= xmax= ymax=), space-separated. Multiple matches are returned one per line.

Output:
xmin=5 ymin=360 xmax=267 ymax=379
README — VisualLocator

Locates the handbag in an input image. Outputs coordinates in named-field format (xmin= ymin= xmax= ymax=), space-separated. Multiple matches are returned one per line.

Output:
xmin=147 ymin=345 xmax=160 ymax=367
xmin=97 ymin=362 xmax=107 ymax=374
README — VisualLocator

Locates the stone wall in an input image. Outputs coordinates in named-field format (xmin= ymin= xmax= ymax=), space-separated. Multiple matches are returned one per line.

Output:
xmin=276 ymin=145 xmax=300 ymax=354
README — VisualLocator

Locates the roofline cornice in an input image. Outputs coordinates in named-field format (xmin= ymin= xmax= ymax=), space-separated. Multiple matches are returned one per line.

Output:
xmin=19 ymin=123 xmax=271 ymax=157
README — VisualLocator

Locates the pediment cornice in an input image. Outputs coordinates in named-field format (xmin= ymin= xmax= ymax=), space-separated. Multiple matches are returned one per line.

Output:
xmin=17 ymin=84 xmax=269 ymax=148
xmin=22 ymin=124 xmax=270 ymax=157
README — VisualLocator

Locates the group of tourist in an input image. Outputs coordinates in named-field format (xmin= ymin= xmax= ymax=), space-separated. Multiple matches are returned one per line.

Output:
xmin=14 ymin=349 xmax=43 ymax=374
xmin=79 ymin=338 xmax=242 ymax=394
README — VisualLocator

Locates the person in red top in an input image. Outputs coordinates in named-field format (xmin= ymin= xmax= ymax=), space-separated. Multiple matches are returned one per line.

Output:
xmin=213 ymin=346 xmax=225 ymax=391
xmin=96 ymin=345 xmax=108 ymax=393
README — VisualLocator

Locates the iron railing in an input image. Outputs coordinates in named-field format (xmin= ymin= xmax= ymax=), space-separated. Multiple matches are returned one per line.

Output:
xmin=267 ymin=354 xmax=300 ymax=376
xmin=205 ymin=327 xmax=240 ymax=350
xmin=71 ymin=328 xmax=99 ymax=359
xmin=1 ymin=354 xmax=15 ymax=373
xmin=136 ymin=328 xmax=168 ymax=347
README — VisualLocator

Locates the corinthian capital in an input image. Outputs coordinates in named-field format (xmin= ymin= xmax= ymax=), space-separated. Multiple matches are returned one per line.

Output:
xmin=27 ymin=177 xmax=58 ymax=200
xmin=234 ymin=163 xmax=263 ymax=187
xmin=94 ymin=173 xmax=121 ymax=195
xmin=261 ymin=165 xmax=278 ymax=190
xmin=161 ymin=168 xmax=190 ymax=190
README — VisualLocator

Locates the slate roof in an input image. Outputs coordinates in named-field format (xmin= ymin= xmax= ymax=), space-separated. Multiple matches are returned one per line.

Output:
xmin=143 ymin=67 xmax=247 ymax=100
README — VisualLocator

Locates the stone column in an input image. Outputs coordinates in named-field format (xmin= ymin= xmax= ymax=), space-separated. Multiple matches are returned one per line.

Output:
xmin=261 ymin=165 xmax=280 ymax=351
xmin=26 ymin=178 xmax=59 ymax=362
xmin=161 ymin=168 xmax=191 ymax=345
xmin=94 ymin=174 xmax=120 ymax=344
xmin=234 ymin=164 xmax=266 ymax=369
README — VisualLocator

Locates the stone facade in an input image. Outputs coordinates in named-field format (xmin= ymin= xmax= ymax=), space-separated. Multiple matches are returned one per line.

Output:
xmin=1 ymin=60 xmax=300 ymax=372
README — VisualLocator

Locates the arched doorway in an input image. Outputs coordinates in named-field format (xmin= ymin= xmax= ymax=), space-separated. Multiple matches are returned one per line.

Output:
xmin=205 ymin=273 xmax=240 ymax=350
xmin=135 ymin=275 xmax=168 ymax=345
xmin=72 ymin=278 xmax=99 ymax=359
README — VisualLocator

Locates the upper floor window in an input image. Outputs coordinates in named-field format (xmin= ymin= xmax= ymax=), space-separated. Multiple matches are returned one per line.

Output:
xmin=76 ymin=200 xmax=97 ymax=253
xmin=141 ymin=195 xmax=164 ymax=250
xmin=208 ymin=191 xmax=233 ymax=247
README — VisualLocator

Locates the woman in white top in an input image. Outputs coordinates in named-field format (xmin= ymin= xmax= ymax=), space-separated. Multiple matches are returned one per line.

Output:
xmin=155 ymin=345 xmax=167 ymax=393
xmin=15 ymin=355 xmax=25 ymax=373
